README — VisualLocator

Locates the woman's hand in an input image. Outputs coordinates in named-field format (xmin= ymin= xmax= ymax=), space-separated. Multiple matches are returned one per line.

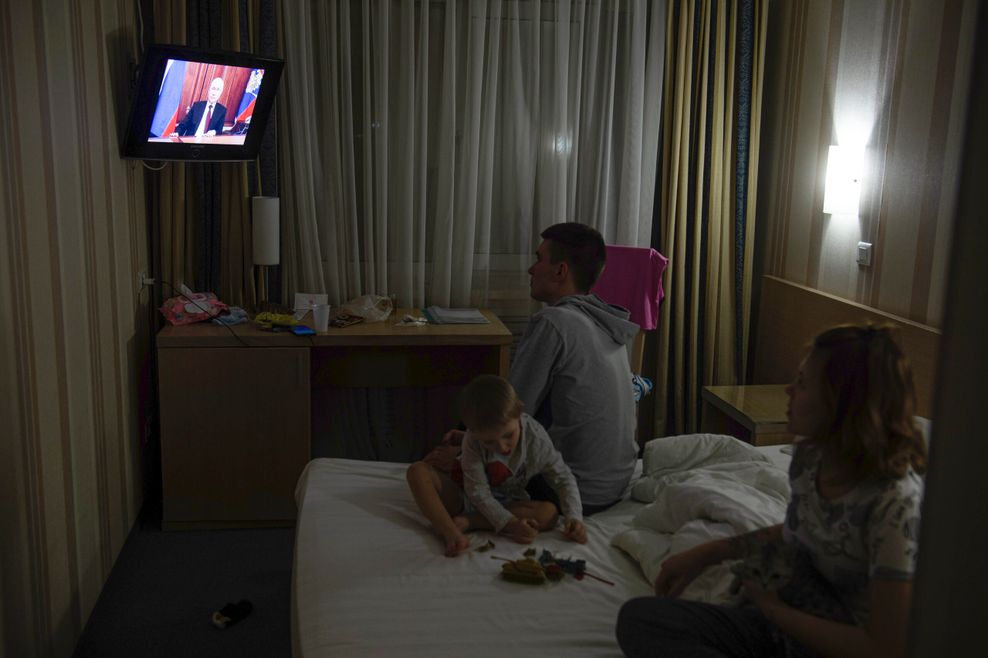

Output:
xmin=653 ymin=542 xmax=723 ymax=598
xmin=741 ymin=578 xmax=784 ymax=620
xmin=562 ymin=519 xmax=587 ymax=544
xmin=502 ymin=517 xmax=539 ymax=544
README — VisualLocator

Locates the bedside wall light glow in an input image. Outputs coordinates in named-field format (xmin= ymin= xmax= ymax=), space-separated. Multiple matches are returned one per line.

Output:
xmin=823 ymin=144 xmax=865 ymax=215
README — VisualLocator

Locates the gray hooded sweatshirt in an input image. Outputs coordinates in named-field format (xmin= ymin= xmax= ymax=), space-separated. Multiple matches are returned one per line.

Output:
xmin=508 ymin=294 xmax=640 ymax=507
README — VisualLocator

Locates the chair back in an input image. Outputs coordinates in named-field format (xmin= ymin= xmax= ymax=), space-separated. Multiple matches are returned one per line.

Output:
xmin=591 ymin=245 xmax=668 ymax=373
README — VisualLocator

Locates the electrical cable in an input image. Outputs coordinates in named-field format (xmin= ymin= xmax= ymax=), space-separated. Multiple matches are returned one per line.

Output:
xmin=155 ymin=279 xmax=315 ymax=347
xmin=136 ymin=0 xmax=145 ymax=55
xmin=157 ymin=279 xmax=252 ymax=347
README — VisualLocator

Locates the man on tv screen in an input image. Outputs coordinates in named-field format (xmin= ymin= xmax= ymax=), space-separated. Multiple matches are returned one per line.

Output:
xmin=173 ymin=77 xmax=227 ymax=137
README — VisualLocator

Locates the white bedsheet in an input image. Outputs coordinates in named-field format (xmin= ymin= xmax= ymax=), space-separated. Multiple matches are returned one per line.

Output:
xmin=291 ymin=439 xmax=793 ymax=657
xmin=291 ymin=458 xmax=653 ymax=658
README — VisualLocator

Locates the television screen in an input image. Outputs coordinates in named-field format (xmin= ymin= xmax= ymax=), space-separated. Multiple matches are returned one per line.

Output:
xmin=121 ymin=44 xmax=284 ymax=162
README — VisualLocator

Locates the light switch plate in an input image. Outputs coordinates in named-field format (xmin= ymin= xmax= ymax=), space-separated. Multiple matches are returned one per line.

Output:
xmin=857 ymin=241 xmax=873 ymax=267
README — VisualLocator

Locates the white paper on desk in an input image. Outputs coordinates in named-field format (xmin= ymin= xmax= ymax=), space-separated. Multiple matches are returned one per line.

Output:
xmin=424 ymin=306 xmax=488 ymax=324
xmin=294 ymin=293 xmax=329 ymax=321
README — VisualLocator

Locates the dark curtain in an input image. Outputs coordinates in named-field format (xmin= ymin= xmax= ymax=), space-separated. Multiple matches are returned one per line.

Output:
xmin=651 ymin=0 xmax=768 ymax=436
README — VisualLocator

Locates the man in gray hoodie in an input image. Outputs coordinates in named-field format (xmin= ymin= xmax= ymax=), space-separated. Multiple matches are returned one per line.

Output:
xmin=510 ymin=222 xmax=640 ymax=514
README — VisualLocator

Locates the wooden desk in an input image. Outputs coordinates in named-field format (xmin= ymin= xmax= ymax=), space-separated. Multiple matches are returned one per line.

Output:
xmin=157 ymin=309 xmax=512 ymax=529
xmin=700 ymin=384 xmax=793 ymax=446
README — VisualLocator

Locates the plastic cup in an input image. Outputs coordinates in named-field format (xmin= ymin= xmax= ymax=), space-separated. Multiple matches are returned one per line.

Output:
xmin=312 ymin=304 xmax=331 ymax=332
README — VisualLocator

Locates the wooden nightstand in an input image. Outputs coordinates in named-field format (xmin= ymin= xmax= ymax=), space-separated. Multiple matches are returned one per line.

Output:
xmin=700 ymin=385 xmax=793 ymax=446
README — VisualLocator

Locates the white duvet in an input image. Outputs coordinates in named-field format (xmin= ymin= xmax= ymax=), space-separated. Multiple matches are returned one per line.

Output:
xmin=611 ymin=434 xmax=791 ymax=604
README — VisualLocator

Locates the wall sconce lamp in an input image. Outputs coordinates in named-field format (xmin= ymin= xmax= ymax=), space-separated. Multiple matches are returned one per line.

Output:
xmin=252 ymin=196 xmax=280 ymax=305
xmin=823 ymin=144 xmax=865 ymax=215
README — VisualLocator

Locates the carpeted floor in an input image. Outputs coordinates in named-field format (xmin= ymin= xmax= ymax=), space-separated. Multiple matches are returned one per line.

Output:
xmin=73 ymin=514 xmax=294 ymax=658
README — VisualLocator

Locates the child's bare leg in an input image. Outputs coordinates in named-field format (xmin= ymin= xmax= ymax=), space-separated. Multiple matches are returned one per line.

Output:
xmin=507 ymin=500 xmax=559 ymax=530
xmin=406 ymin=461 xmax=470 ymax=556
xmin=455 ymin=511 xmax=539 ymax=544
xmin=453 ymin=511 xmax=493 ymax=532
xmin=455 ymin=501 xmax=559 ymax=534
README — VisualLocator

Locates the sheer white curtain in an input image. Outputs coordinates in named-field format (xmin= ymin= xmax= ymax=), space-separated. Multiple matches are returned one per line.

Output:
xmin=279 ymin=0 xmax=664 ymax=313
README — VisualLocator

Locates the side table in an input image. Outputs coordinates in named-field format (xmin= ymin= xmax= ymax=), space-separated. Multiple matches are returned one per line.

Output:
xmin=700 ymin=384 xmax=793 ymax=446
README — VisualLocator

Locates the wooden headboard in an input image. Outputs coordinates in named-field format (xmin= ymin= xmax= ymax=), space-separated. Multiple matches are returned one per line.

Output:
xmin=753 ymin=275 xmax=941 ymax=418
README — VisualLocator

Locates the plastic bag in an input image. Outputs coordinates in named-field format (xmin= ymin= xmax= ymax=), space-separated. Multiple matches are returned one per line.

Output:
xmin=160 ymin=291 xmax=229 ymax=325
xmin=338 ymin=294 xmax=392 ymax=322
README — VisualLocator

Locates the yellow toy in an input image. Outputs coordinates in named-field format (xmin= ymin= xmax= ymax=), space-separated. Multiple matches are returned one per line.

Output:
xmin=254 ymin=312 xmax=300 ymax=330
xmin=492 ymin=550 xmax=614 ymax=586
xmin=498 ymin=557 xmax=546 ymax=585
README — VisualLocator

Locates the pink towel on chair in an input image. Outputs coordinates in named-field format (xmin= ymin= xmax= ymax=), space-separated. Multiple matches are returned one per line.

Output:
xmin=591 ymin=245 xmax=668 ymax=330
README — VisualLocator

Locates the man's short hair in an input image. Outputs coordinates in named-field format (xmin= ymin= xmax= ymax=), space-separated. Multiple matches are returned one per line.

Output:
xmin=540 ymin=222 xmax=607 ymax=292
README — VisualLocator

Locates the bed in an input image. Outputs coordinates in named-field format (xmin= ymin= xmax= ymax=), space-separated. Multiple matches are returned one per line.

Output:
xmin=291 ymin=434 xmax=793 ymax=657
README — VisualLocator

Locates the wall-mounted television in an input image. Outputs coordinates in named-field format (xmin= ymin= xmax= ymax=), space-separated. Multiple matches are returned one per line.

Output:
xmin=121 ymin=44 xmax=284 ymax=162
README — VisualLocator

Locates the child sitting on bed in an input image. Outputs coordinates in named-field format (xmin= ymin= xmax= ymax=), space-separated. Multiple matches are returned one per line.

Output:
xmin=406 ymin=374 xmax=588 ymax=557
xmin=616 ymin=323 xmax=926 ymax=658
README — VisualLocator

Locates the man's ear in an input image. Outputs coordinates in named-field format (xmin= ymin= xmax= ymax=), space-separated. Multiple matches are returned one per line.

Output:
xmin=554 ymin=260 xmax=570 ymax=281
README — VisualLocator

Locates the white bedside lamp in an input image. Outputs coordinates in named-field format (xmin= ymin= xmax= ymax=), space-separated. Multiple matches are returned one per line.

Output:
xmin=252 ymin=196 xmax=280 ymax=304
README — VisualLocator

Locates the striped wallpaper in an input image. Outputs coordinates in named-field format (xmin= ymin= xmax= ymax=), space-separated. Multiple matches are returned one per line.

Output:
xmin=0 ymin=1 xmax=977 ymax=653
xmin=0 ymin=1 xmax=148 ymax=655
xmin=758 ymin=0 xmax=976 ymax=328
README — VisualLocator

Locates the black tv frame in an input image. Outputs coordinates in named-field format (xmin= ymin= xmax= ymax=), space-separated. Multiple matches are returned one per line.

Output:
xmin=120 ymin=43 xmax=284 ymax=162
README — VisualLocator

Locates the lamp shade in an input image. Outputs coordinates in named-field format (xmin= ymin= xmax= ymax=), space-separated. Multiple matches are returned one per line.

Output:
xmin=823 ymin=145 xmax=864 ymax=216
xmin=252 ymin=196 xmax=280 ymax=265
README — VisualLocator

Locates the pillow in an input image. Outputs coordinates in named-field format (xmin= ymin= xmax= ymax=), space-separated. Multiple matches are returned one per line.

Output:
xmin=640 ymin=433 xmax=773 ymax=476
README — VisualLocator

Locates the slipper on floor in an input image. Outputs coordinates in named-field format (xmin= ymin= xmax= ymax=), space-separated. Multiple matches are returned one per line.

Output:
xmin=211 ymin=599 xmax=253 ymax=629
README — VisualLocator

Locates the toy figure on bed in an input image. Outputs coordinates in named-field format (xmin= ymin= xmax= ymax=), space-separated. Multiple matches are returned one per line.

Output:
xmin=616 ymin=323 xmax=926 ymax=658
xmin=406 ymin=375 xmax=587 ymax=557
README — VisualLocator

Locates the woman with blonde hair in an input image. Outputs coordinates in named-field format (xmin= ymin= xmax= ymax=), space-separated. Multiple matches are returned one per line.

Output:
xmin=616 ymin=324 xmax=927 ymax=657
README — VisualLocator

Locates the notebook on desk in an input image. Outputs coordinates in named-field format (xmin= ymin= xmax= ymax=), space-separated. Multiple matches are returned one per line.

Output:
xmin=422 ymin=306 xmax=489 ymax=324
